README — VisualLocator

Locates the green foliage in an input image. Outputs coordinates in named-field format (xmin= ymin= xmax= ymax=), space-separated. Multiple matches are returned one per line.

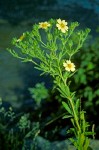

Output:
xmin=0 ymin=98 xmax=40 ymax=150
xmin=29 ymin=82 xmax=49 ymax=106
xmin=74 ymin=35 xmax=99 ymax=113
xmin=7 ymin=19 xmax=90 ymax=77
xmin=18 ymin=114 xmax=31 ymax=131
xmin=7 ymin=18 xmax=94 ymax=150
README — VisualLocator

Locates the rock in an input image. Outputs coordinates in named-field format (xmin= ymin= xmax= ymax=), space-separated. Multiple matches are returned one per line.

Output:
xmin=29 ymin=136 xmax=99 ymax=150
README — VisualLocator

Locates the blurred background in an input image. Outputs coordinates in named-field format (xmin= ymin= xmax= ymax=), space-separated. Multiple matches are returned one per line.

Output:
xmin=0 ymin=0 xmax=99 ymax=107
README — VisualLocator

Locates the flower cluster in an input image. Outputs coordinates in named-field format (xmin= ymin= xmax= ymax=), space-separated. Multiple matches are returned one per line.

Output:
xmin=39 ymin=18 xmax=68 ymax=33
xmin=63 ymin=60 xmax=75 ymax=72
xmin=16 ymin=19 xmax=76 ymax=72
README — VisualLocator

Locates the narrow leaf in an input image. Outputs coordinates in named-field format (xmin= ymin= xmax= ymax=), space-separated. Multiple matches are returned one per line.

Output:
xmin=62 ymin=115 xmax=72 ymax=119
xmin=75 ymin=99 xmax=80 ymax=113
xmin=62 ymin=101 xmax=72 ymax=115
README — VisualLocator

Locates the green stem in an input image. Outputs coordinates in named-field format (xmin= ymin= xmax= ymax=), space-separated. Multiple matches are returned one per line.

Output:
xmin=30 ymin=60 xmax=40 ymax=66
xmin=45 ymin=112 xmax=66 ymax=126
xmin=68 ymin=97 xmax=81 ymax=133
xmin=57 ymin=59 xmax=66 ymax=85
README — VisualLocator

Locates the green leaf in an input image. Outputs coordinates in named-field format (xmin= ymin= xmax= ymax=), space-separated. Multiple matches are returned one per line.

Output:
xmin=58 ymin=83 xmax=71 ymax=98
xmin=62 ymin=115 xmax=72 ymax=119
xmin=71 ymin=91 xmax=76 ymax=99
xmin=75 ymin=99 xmax=80 ymax=114
xmin=85 ymin=131 xmax=95 ymax=136
xmin=22 ymin=58 xmax=32 ymax=62
xmin=57 ymin=88 xmax=66 ymax=98
xmin=69 ymin=137 xmax=78 ymax=148
xmin=80 ymin=133 xmax=85 ymax=146
xmin=62 ymin=101 xmax=72 ymax=115
xmin=83 ymin=138 xmax=90 ymax=150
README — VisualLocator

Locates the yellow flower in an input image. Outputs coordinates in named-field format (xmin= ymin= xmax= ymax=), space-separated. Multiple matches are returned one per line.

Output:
xmin=39 ymin=21 xmax=51 ymax=29
xmin=63 ymin=60 xmax=75 ymax=72
xmin=56 ymin=19 xmax=68 ymax=33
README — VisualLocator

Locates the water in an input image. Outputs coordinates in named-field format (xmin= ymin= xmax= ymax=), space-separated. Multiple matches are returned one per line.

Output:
xmin=0 ymin=0 xmax=99 ymax=107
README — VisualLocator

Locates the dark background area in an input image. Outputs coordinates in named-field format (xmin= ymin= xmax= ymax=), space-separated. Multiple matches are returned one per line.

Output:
xmin=0 ymin=0 xmax=99 ymax=31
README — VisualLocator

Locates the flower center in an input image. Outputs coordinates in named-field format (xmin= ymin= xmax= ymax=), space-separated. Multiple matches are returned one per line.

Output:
xmin=42 ymin=23 xmax=47 ymax=28
xmin=67 ymin=64 xmax=72 ymax=69
xmin=60 ymin=23 xmax=65 ymax=28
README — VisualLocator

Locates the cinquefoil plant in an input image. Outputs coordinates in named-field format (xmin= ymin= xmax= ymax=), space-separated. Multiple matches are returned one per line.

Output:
xmin=8 ymin=18 xmax=94 ymax=150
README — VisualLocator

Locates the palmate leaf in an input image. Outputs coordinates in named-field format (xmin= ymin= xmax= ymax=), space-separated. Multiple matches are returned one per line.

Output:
xmin=62 ymin=101 xmax=72 ymax=115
